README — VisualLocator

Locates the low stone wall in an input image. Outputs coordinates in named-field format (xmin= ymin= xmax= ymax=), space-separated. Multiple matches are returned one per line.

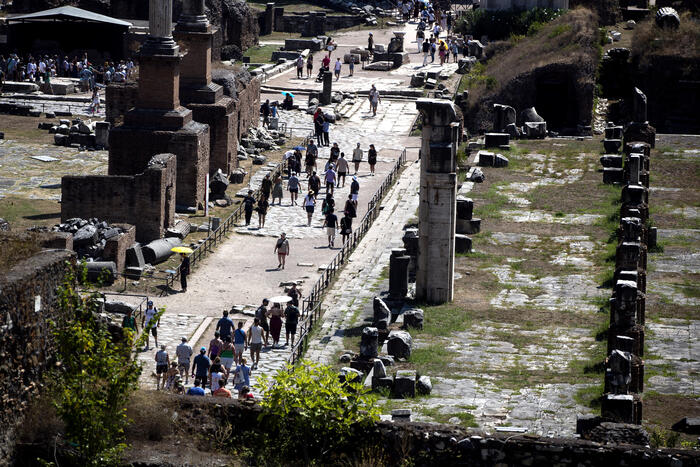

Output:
xmin=0 ymin=250 xmax=75 ymax=466
xmin=140 ymin=395 xmax=700 ymax=466
xmin=61 ymin=154 xmax=176 ymax=243
xmin=103 ymin=223 xmax=136 ymax=272
xmin=277 ymin=12 xmax=365 ymax=35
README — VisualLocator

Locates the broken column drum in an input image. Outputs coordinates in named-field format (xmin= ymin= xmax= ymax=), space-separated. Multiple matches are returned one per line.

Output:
xmin=320 ymin=71 xmax=333 ymax=105
xmin=389 ymin=248 xmax=410 ymax=299
xmin=415 ymin=99 xmax=460 ymax=304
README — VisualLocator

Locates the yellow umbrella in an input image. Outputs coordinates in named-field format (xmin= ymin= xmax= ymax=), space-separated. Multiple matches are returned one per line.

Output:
xmin=171 ymin=246 xmax=194 ymax=254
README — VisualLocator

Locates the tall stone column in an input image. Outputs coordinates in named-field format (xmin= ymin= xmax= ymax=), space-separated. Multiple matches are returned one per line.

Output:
xmin=142 ymin=0 xmax=178 ymax=56
xmin=175 ymin=0 xmax=223 ymax=104
xmin=415 ymin=99 xmax=460 ymax=304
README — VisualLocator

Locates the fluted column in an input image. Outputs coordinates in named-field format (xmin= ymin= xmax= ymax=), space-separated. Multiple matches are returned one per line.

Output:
xmin=142 ymin=0 xmax=179 ymax=56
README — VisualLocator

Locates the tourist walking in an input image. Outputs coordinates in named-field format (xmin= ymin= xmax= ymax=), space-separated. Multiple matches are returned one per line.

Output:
xmin=288 ymin=283 xmax=302 ymax=307
xmin=261 ymin=99 xmax=271 ymax=128
xmin=322 ymin=118 xmax=330 ymax=147
xmin=155 ymin=345 xmax=169 ymax=390
xmin=142 ymin=300 xmax=159 ymax=350
xmin=351 ymin=175 xmax=360 ymax=207
xmin=257 ymin=194 xmax=269 ymax=229
xmin=314 ymin=108 xmax=325 ymax=146
xmin=369 ymin=85 xmax=381 ymax=116
xmin=303 ymin=190 xmax=316 ymax=226
xmin=296 ymin=55 xmax=304 ymax=78
xmin=430 ymin=39 xmax=437 ymax=63
xmin=284 ymin=301 xmax=300 ymax=346
xmin=274 ymin=232 xmax=290 ymax=269
xmin=210 ymin=357 xmax=225 ymax=391
xmin=213 ymin=379 xmax=232 ymax=398
xmin=255 ymin=299 xmax=270 ymax=346
xmin=417 ymin=28 xmax=425 ymax=53
xmin=349 ymin=58 xmax=355 ymax=76
xmin=216 ymin=310 xmax=234 ymax=341
xmin=176 ymin=337 xmax=193 ymax=385
xmin=288 ymin=172 xmax=300 ymax=205
xmin=349 ymin=144 xmax=363 ymax=178
xmin=323 ymin=208 xmax=338 ymax=248
xmin=368 ymin=32 xmax=374 ymax=55
xmin=329 ymin=142 xmax=340 ymax=164
xmin=187 ymin=379 xmax=205 ymax=396
xmin=422 ymin=38 xmax=430 ymax=66
xmin=233 ymin=321 xmax=246 ymax=365
xmin=340 ymin=211 xmax=353 ymax=245
xmin=121 ymin=308 xmax=137 ymax=333
xmin=247 ymin=319 xmax=264 ymax=369
xmin=344 ymin=193 xmax=357 ymax=219
xmin=269 ymin=301 xmax=284 ymax=347
xmin=233 ymin=358 xmax=252 ymax=391
xmin=322 ymin=192 xmax=335 ymax=219
xmin=368 ymin=144 xmax=378 ymax=175
xmin=306 ymin=54 xmax=313 ymax=78
xmin=208 ymin=331 xmax=223 ymax=360
xmin=334 ymin=57 xmax=342 ymax=80
xmin=191 ymin=347 xmax=211 ymax=388
xmin=451 ymin=40 xmax=459 ymax=63
xmin=272 ymin=173 xmax=284 ymax=205
xmin=261 ymin=173 xmax=272 ymax=200
xmin=336 ymin=153 xmax=349 ymax=187
xmin=306 ymin=140 xmax=318 ymax=175
xmin=220 ymin=337 xmax=235 ymax=376
xmin=308 ymin=172 xmax=321 ymax=199
xmin=324 ymin=164 xmax=337 ymax=195
xmin=243 ymin=190 xmax=256 ymax=226
xmin=180 ymin=253 xmax=190 ymax=292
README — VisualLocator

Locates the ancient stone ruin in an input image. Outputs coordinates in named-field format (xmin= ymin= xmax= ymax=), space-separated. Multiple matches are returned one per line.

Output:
xmin=415 ymin=99 xmax=460 ymax=304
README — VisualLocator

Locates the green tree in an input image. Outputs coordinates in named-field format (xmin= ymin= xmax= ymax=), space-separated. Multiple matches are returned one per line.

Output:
xmin=256 ymin=360 xmax=380 ymax=464
xmin=49 ymin=264 xmax=142 ymax=465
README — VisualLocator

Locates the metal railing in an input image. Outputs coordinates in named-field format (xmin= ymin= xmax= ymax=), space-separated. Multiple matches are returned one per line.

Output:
xmin=0 ymin=97 xmax=99 ymax=116
xmin=287 ymin=148 xmax=408 ymax=365
xmin=163 ymin=159 xmax=288 ymax=293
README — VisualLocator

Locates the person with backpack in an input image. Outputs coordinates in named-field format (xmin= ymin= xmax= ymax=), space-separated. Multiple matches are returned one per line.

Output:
xmin=274 ymin=232 xmax=290 ymax=269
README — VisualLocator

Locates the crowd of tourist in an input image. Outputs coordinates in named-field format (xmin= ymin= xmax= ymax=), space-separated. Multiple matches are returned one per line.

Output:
xmin=134 ymin=290 xmax=306 ymax=399
xmin=0 ymin=52 xmax=134 ymax=91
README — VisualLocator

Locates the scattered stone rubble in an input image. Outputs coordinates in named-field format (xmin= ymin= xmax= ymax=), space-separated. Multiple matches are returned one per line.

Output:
xmin=51 ymin=218 xmax=124 ymax=260
xmin=238 ymin=126 xmax=287 ymax=162
xmin=37 ymin=117 xmax=110 ymax=150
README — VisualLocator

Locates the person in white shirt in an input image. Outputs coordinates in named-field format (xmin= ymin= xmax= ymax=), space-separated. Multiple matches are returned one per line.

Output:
xmin=352 ymin=143 xmax=363 ymax=174
xmin=142 ymin=300 xmax=159 ymax=350
xmin=176 ymin=337 xmax=193 ymax=384
xmin=304 ymin=190 xmax=316 ymax=227
xmin=247 ymin=318 xmax=264 ymax=369
xmin=334 ymin=58 xmax=342 ymax=81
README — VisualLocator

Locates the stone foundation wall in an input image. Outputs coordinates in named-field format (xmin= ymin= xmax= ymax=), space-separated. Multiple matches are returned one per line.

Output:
xmin=236 ymin=74 xmax=261 ymax=142
xmin=0 ymin=250 xmax=75 ymax=466
xmin=61 ymin=154 xmax=176 ymax=242
xmin=105 ymin=82 xmax=139 ymax=126
xmin=103 ymin=223 xmax=135 ymax=272
xmin=277 ymin=13 xmax=364 ymax=35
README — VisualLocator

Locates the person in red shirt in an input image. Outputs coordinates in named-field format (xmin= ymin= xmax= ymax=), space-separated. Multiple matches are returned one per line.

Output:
xmin=213 ymin=379 xmax=232 ymax=398
xmin=321 ymin=55 xmax=330 ymax=71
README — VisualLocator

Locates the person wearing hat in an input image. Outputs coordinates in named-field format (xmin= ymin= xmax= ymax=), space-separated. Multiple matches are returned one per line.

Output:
xmin=274 ymin=232 xmax=290 ymax=270
xmin=191 ymin=346 xmax=211 ymax=388
xmin=176 ymin=337 xmax=194 ymax=384
xmin=303 ymin=189 xmax=316 ymax=226
xmin=142 ymin=300 xmax=159 ymax=351
xmin=154 ymin=345 xmax=170 ymax=390
xmin=351 ymin=175 xmax=360 ymax=208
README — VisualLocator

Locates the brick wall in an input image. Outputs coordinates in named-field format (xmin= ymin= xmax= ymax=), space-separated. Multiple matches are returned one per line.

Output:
xmin=0 ymin=250 xmax=75 ymax=466
xmin=103 ymin=224 xmax=135 ymax=272
xmin=62 ymin=154 xmax=176 ymax=242
xmin=106 ymin=82 xmax=139 ymax=126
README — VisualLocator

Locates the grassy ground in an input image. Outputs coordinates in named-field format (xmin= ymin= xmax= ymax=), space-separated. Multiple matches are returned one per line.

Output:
xmin=243 ymin=44 xmax=281 ymax=64
xmin=247 ymin=0 xmax=345 ymax=15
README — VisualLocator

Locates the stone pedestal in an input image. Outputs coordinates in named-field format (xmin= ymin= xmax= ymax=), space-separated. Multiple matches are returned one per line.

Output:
xmin=175 ymin=0 xmax=238 ymax=176
xmin=108 ymin=0 xmax=210 ymax=208
xmin=415 ymin=99 xmax=460 ymax=304
xmin=389 ymin=249 xmax=410 ymax=299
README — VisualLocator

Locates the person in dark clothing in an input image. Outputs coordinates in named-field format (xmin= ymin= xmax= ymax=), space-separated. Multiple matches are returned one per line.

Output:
xmin=323 ymin=208 xmax=338 ymax=248
xmin=340 ymin=212 xmax=353 ymax=246
xmin=261 ymin=174 xmax=273 ymax=200
xmin=368 ymin=32 xmax=374 ymax=54
xmin=284 ymin=302 xmax=301 ymax=346
xmin=243 ymin=189 xmax=256 ymax=226
xmin=260 ymin=99 xmax=271 ymax=128
xmin=308 ymin=171 xmax=321 ymax=199
xmin=344 ymin=194 xmax=356 ymax=219
xmin=180 ymin=253 xmax=190 ymax=292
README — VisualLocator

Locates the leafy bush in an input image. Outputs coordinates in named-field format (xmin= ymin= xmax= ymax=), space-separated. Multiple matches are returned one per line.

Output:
xmin=255 ymin=360 xmax=380 ymax=464
xmin=48 ymin=264 xmax=142 ymax=465
xmin=455 ymin=8 xmax=565 ymax=41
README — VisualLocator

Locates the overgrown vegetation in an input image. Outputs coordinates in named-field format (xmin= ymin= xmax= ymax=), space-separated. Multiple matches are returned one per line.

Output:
xmin=45 ymin=264 xmax=142 ymax=465
xmin=0 ymin=232 xmax=42 ymax=273
xmin=631 ymin=13 xmax=700 ymax=63
xmin=455 ymin=7 xmax=565 ymax=41
xmin=251 ymin=360 xmax=380 ymax=465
